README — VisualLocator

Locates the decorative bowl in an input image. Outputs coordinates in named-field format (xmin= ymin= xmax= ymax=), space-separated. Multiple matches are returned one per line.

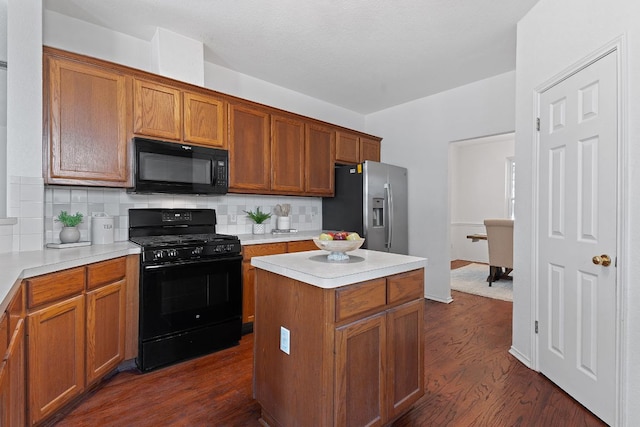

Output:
xmin=313 ymin=237 xmax=365 ymax=261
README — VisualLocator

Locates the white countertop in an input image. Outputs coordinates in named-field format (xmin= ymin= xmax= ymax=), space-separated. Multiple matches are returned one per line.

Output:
xmin=0 ymin=231 xmax=319 ymax=312
xmin=0 ymin=242 xmax=141 ymax=313
xmin=237 ymin=230 xmax=321 ymax=245
xmin=251 ymin=249 xmax=427 ymax=289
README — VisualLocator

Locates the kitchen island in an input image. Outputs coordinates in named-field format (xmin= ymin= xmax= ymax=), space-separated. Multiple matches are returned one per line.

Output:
xmin=251 ymin=249 xmax=427 ymax=427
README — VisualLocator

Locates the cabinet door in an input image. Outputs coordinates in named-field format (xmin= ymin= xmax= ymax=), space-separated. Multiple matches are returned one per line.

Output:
xmin=386 ymin=299 xmax=424 ymax=419
xmin=242 ymin=243 xmax=288 ymax=324
xmin=335 ymin=131 xmax=360 ymax=164
xmin=305 ymin=123 xmax=335 ymax=195
xmin=335 ymin=313 xmax=386 ymax=427
xmin=242 ymin=263 xmax=256 ymax=324
xmin=28 ymin=295 xmax=85 ymax=425
xmin=271 ymin=115 xmax=305 ymax=193
xmin=46 ymin=56 xmax=129 ymax=185
xmin=6 ymin=319 xmax=25 ymax=427
xmin=86 ymin=280 xmax=126 ymax=385
xmin=133 ymin=79 xmax=182 ymax=140
xmin=228 ymin=103 xmax=271 ymax=192
xmin=360 ymin=137 xmax=381 ymax=163
xmin=184 ymin=91 xmax=226 ymax=148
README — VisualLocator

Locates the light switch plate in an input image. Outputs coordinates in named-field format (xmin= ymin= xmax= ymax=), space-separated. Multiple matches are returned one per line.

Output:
xmin=280 ymin=326 xmax=290 ymax=355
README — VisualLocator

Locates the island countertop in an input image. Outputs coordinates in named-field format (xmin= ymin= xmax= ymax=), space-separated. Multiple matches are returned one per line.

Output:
xmin=251 ymin=248 xmax=427 ymax=289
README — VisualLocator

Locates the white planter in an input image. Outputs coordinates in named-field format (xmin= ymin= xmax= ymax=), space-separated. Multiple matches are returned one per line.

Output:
xmin=253 ymin=223 xmax=266 ymax=234
xmin=60 ymin=226 xmax=81 ymax=243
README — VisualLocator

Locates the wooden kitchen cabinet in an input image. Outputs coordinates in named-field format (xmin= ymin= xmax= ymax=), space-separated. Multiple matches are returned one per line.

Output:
xmin=85 ymin=258 xmax=127 ymax=385
xmin=183 ymin=91 xmax=226 ymax=148
xmin=228 ymin=102 xmax=272 ymax=193
xmin=25 ymin=257 xmax=127 ymax=425
xmin=335 ymin=313 xmax=387 ymax=426
xmin=133 ymin=78 xmax=182 ymax=141
xmin=241 ymin=243 xmax=288 ymax=324
xmin=336 ymin=130 xmax=382 ymax=164
xmin=271 ymin=114 xmax=306 ymax=193
xmin=241 ymin=240 xmax=317 ymax=326
xmin=286 ymin=239 xmax=318 ymax=253
xmin=254 ymin=268 xmax=424 ymax=426
xmin=0 ymin=286 xmax=26 ymax=426
xmin=28 ymin=295 xmax=85 ymax=425
xmin=360 ymin=136 xmax=381 ymax=163
xmin=305 ymin=123 xmax=335 ymax=196
xmin=44 ymin=52 xmax=130 ymax=186
xmin=133 ymin=80 xmax=227 ymax=148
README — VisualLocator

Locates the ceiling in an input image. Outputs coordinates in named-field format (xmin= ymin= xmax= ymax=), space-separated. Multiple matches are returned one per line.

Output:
xmin=44 ymin=0 xmax=540 ymax=114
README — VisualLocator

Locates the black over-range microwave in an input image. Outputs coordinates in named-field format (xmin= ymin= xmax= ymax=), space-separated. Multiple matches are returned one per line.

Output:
xmin=130 ymin=137 xmax=228 ymax=195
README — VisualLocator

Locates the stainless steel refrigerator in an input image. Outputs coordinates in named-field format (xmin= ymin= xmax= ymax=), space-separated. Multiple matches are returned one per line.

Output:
xmin=322 ymin=161 xmax=408 ymax=254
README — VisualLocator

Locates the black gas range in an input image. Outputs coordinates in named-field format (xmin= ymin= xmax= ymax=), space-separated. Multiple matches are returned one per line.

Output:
xmin=129 ymin=208 xmax=242 ymax=372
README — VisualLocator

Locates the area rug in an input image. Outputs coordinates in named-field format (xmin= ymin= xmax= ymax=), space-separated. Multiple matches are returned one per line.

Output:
xmin=450 ymin=263 xmax=513 ymax=302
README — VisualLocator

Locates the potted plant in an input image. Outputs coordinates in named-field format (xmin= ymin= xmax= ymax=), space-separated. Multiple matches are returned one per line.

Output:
xmin=244 ymin=207 xmax=272 ymax=234
xmin=56 ymin=211 xmax=84 ymax=243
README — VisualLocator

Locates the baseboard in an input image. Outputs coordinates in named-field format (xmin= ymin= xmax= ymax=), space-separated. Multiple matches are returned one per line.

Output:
xmin=424 ymin=293 xmax=453 ymax=304
xmin=509 ymin=346 xmax=532 ymax=368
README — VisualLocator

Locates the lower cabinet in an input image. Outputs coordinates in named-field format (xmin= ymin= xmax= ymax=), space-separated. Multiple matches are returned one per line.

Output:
xmin=28 ymin=295 xmax=85 ymax=424
xmin=0 ymin=318 xmax=26 ymax=426
xmin=241 ymin=240 xmax=318 ymax=325
xmin=335 ymin=313 xmax=386 ymax=427
xmin=25 ymin=257 xmax=127 ymax=425
xmin=254 ymin=268 xmax=425 ymax=426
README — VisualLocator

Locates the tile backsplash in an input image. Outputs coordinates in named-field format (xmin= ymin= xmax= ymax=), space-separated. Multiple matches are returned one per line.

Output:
xmin=43 ymin=186 xmax=322 ymax=244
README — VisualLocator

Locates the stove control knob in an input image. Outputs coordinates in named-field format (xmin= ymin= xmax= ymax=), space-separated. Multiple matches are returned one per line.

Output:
xmin=168 ymin=249 xmax=178 ymax=257
xmin=192 ymin=246 xmax=204 ymax=255
xmin=153 ymin=250 xmax=164 ymax=260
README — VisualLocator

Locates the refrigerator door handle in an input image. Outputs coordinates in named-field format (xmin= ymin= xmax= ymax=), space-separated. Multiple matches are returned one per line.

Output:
xmin=385 ymin=182 xmax=393 ymax=251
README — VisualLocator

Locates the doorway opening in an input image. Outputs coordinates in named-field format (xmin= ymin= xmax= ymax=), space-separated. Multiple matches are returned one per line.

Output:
xmin=448 ymin=132 xmax=515 ymax=301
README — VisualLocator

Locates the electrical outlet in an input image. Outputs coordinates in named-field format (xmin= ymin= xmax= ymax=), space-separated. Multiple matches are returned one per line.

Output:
xmin=229 ymin=214 xmax=237 ymax=223
xmin=280 ymin=326 xmax=290 ymax=355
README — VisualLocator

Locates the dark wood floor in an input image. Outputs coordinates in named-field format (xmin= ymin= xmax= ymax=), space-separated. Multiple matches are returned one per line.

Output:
xmin=53 ymin=282 xmax=606 ymax=426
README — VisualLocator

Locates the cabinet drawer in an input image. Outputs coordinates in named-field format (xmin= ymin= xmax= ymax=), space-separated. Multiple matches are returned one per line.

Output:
xmin=335 ymin=278 xmax=387 ymax=322
xmin=387 ymin=269 xmax=423 ymax=305
xmin=287 ymin=240 xmax=317 ymax=253
xmin=26 ymin=267 xmax=85 ymax=309
xmin=243 ymin=243 xmax=288 ymax=260
xmin=87 ymin=257 xmax=126 ymax=290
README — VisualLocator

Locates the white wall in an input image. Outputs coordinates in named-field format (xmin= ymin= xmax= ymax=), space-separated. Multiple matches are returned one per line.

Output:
xmin=365 ymin=71 xmax=516 ymax=302
xmin=516 ymin=0 xmax=640 ymax=423
xmin=450 ymin=134 xmax=515 ymax=263
xmin=43 ymin=10 xmax=365 ymax=132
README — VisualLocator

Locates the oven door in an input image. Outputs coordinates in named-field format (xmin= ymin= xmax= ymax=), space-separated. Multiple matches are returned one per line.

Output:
xmin=140 ymin=254 xmax=242 ymax=341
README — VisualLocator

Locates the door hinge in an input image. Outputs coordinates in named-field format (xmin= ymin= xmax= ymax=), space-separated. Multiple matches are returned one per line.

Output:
xmin=536 ymin=117 xmax=541 ymax=131
xmin=535 ymin=320 xmax=539 ymax=334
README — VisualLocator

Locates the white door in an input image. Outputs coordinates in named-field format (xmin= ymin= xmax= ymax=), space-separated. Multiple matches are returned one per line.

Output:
xmin=538 ymin=51 xmax=617 ymax=425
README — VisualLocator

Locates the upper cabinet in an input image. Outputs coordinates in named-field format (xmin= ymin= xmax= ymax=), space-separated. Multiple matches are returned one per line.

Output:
xmin=336 ymin=131 xmax=381 ymax=164
xmin=305 ymin=123 xmax=335 ymax=195
xmin=133 ymin=79 xmax=227 ymax=148
xmin=228 ymin=102 xmax=271 ymax=192
xmin=132 ymin=79 xmax=182 ymax=141
xmin=43 ymin=47 xmax=379 ymax=195
xmin=183 ymin=92 xmax=226 ymax=148
xmin=271 ymin=114 xmax=306 ymax=193
xmin=44 ymin=52 xmax=130 ymax=187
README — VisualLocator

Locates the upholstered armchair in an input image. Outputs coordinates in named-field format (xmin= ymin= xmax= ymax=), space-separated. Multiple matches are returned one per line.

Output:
xmin=483 ymin=219 xmax=514 ymax=286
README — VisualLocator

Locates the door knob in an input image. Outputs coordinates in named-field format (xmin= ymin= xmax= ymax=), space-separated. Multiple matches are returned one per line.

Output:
xmin=592 ymin=254 xmax=612 ymax=267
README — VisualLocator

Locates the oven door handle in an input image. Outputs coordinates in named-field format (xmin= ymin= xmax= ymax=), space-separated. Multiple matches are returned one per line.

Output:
xmin=143 ymin=255 xmax=243 ymax=271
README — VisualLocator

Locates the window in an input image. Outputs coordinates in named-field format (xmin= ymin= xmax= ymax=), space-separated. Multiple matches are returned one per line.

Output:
xmin=506 ymin=157 xmax=515 ymax=219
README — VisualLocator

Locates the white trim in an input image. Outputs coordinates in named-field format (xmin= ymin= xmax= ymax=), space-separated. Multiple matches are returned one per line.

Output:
xmin=424 ymin=293 xmax=453 ymax=304
xmin=532 ymin=35 xmax=626 ymax=427
xmin=509 ymin=346 xmax=531 ymax=368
